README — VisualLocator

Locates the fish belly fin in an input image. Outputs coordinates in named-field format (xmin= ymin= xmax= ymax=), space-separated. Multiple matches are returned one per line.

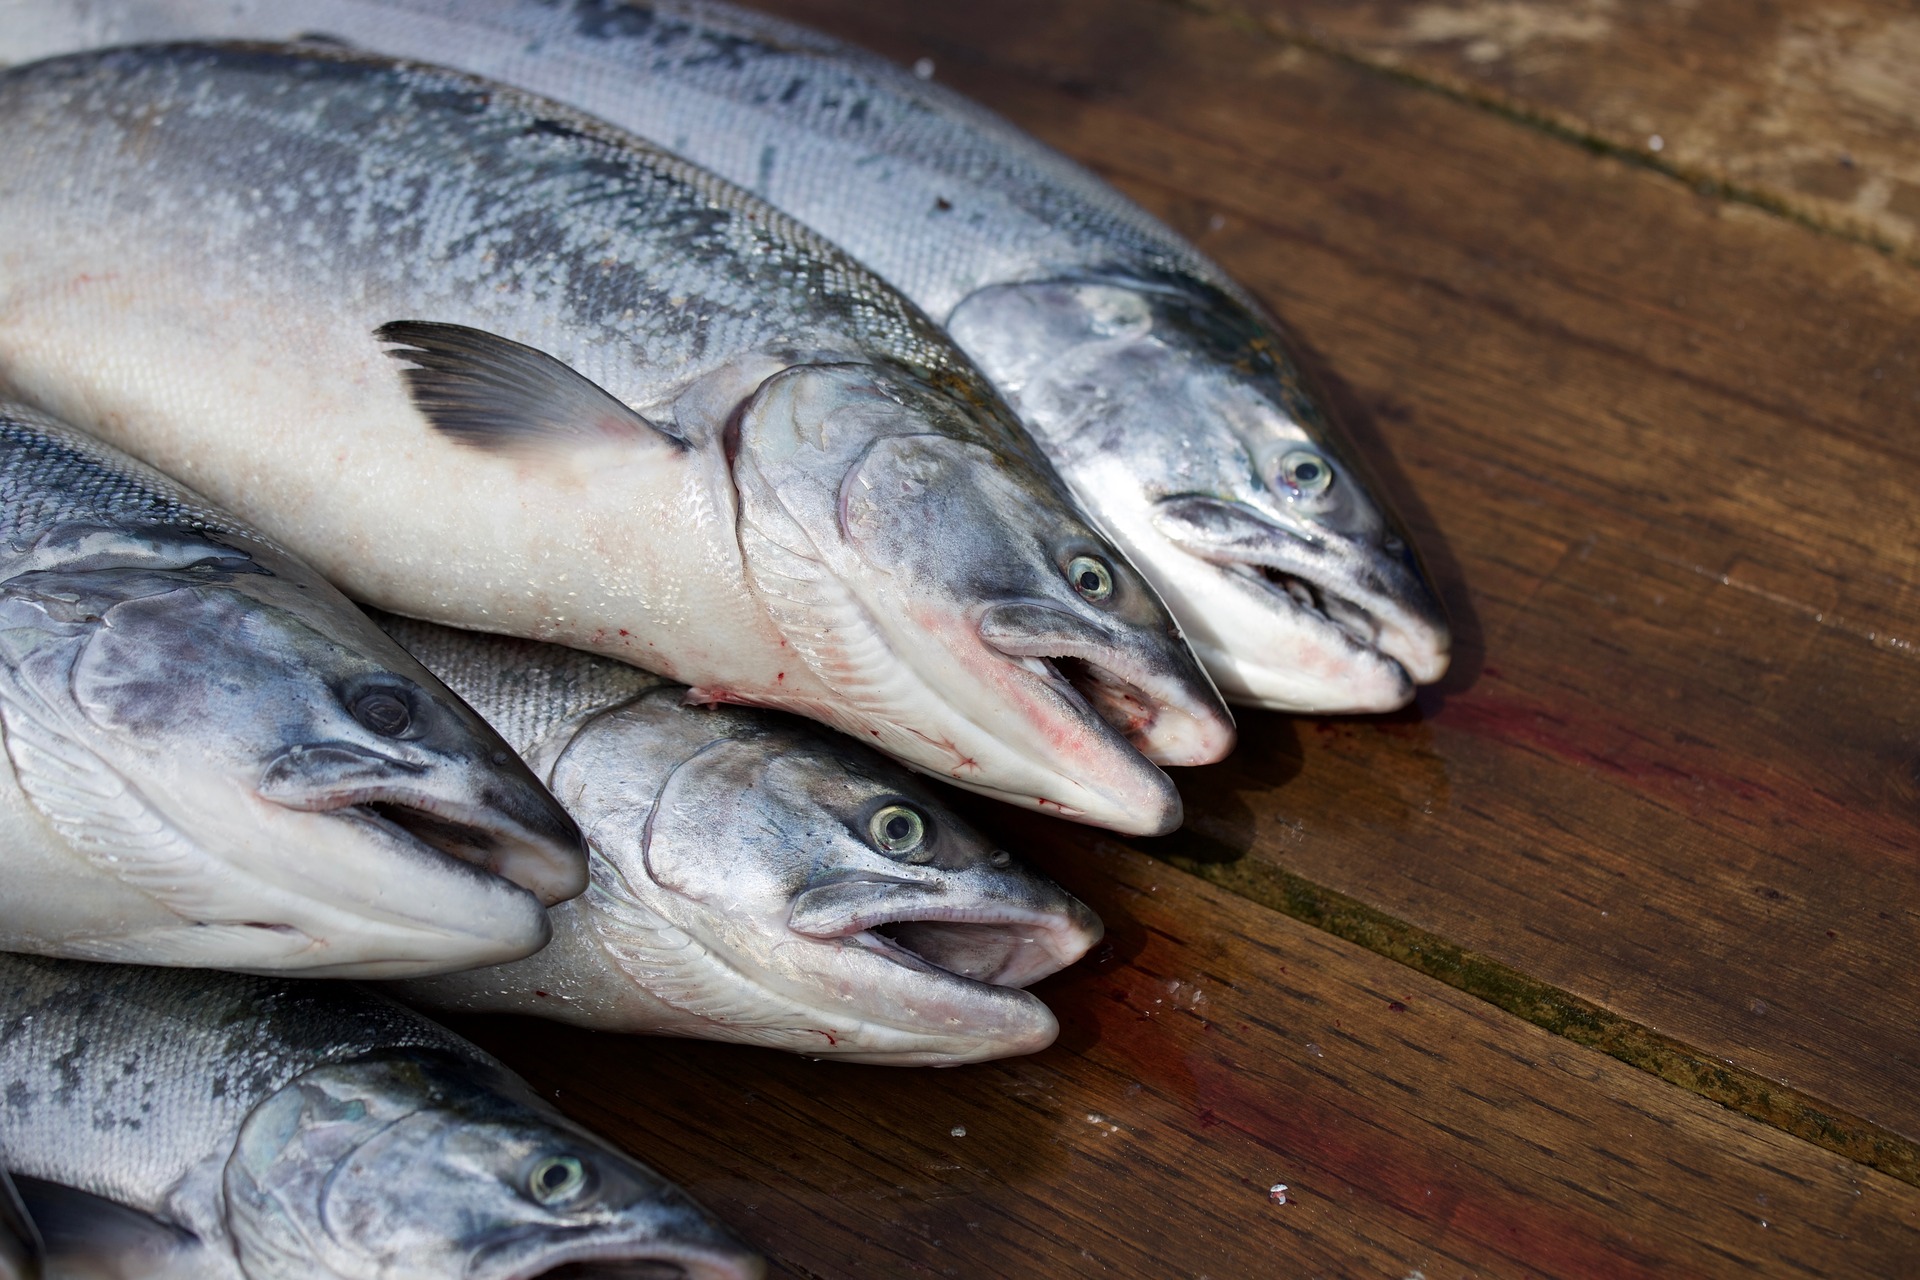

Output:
xmin=376 ymin=321 xmax=683 ymax=455
xmin=0 ymin=1168 xmax=43 ymax=1280
xmin=11 ymin=1176 xmax=202 ymax=1280
xmin=737 ymin=495 xmax=960 ymax=768
xmin=0 ymin=665 xmax=308 ymax=957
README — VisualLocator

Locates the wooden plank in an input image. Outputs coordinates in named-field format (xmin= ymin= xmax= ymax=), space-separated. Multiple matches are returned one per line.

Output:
xmin=1186 ymin=0 xmax=1920 ymax=261
xmin=453 ymin=841 xmax=1920 ymax=1278
xmin=726 ymin=0 xmax=1920 ymax=1146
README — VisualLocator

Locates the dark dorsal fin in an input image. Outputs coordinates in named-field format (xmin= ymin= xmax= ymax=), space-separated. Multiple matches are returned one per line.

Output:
xmin=0 ymin=1169 xmax=43 ymax=1280
xmin=375 ymin=321 xmax=681 ymax=455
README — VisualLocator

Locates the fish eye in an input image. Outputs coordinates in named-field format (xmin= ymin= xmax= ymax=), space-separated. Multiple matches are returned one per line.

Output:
xmin=1279 ymin=449 xmax=1334 ymax=497
xmin=350 ymin=688 xmax=413 ymax=737
xmin=868 ymin=803 xmax=929 ymax=859
xmin=527 ymin=1154 xmax=589 ymax=1206
xmin=1066 ymin=555 xmax=1114 ymax=603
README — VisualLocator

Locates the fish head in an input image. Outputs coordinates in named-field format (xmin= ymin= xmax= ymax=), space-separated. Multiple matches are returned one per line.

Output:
xmin=224 ymin=1048 xmax=764 ymax=1279
xmin=4 ymin=525 xmax=584 ymax=972
xmin=946 ymin=276 xmax=1451 ymax=712
xmin=552 ymin=692 xmax=1103 ymax=1065
xmin=730 ymin=361 xmax=1232 ymax=833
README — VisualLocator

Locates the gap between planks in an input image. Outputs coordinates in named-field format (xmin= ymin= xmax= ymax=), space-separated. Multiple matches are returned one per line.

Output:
xmin=1153 ymin=0 xmax=1920 ymax=269
xmin=1105 ymin=825 xmax=1920 ymax=1189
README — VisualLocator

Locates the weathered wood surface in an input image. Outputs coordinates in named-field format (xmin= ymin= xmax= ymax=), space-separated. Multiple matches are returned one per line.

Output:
xmin=459 ymin=840 xmax=1920 ymax=1278
xmin=739 ymin=0 xmax=1920 ymax=1154
xmin=1197 ymin=0 xmax=1920 ymax=260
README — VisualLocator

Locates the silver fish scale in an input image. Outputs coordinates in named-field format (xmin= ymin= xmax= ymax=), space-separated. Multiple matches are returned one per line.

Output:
xmin=374 ymin=611 xmax=661 ymax=757
xmin=0 ymin=953 xmax=471 ymax=1212
xmin=539 ymin=0 xmax=1234 ymax=314
xmin=1 ymin=42 xmax=1016 ymax=436
xmin=0 ymin=405 xmax=268 ymax=553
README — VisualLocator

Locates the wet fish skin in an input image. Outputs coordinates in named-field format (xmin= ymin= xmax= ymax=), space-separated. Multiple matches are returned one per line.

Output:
xmin=378 ymin=614 xmax=1105 ymax=1067
xmin=0 ymin=952 xmax=764 ymax=1280
xmin=0 ymin=0 xmax=1449 ymax=711
xmin=0 ymin=41 xmax=1232 ymax=836
xmin=0 ymin=403 xmax=587 ymax=976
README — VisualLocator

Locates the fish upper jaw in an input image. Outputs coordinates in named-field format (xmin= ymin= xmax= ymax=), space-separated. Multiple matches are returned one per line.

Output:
xmin=256 ymin=742 xmax=588 ymax=906
xmin=1148 ymin=494 xmax=1450 ymax=710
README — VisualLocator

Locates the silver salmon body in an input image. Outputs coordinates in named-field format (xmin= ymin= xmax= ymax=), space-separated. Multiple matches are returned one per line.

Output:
xmin=0 ymin=42 xmax=1232 ymax=835
xmin=375 ymin=615 xmax=1105 ymax=1067
xmin=0 ymin=404 xmax=586 ymax=977
xmin=0 ymin=952 xmax=764 ymax=1279
xmin=0 ymin=0 xmax=1449 ymax=711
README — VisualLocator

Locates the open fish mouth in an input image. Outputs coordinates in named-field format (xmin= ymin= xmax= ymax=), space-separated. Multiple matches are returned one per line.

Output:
xmin=1225 ymin=555 xmax=1384 ymax=653
xmin=1153 ymin=494 xmax=1450 ymax=690
xmin=792 ymin=892 xmax=1102 ymax=993
xmin=471 ymin=1225 xmax=765 ymax=1280
xmin=978 ymin=602 xmax=1231 ymax=770
xmin=480 ymin=1239 xmax=763 ymax=1280
xmin=283 ymin=779 xmax=584 ymax=907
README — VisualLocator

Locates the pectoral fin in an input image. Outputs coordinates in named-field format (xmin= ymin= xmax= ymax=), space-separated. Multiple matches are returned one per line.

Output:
xmin=0 ymin=1168 xmax=44 ymax=1280
xmin=10 ymin=1176 xmax=200 ymax=1279
xmin=376 ymin=321 xmax=682 ymax=455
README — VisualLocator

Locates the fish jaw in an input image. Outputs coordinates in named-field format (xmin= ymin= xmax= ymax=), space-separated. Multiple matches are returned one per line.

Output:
xmin=947 ymin=276 xmax=1451 ymax=711
xmin=1148 ymin=493 xmax=1448 ymax=708
xmin=729 ymin=361 xmax=1228 ymax=833
xmin=976 ymin=600 xmax=1233 ymax=770
xmin=256 ymin=739 xmax=586 ymax=907
xmin=788 ymin=860 xmax=1104 ymax=990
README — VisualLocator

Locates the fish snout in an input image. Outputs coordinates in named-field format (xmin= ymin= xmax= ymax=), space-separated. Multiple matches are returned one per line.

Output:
xmin=257 ymin=741 xmax=587 ymax=906
xmin=978 ymin=600 xmax=1235 ymax=770
xmin=1153 ymin=494 xmax=1451 ymax=703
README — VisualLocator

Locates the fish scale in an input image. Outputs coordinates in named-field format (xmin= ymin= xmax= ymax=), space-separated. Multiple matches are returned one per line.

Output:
xmin=0 ymin=413 xmax=262 ymax=552
xmin=0 ymin=953 xmax=463 ymax=1212
xmin=374 ymin=613 xmax=662 ymax=760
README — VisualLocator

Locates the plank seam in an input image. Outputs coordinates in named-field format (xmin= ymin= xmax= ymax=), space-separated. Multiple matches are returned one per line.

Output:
xmin=1154 ymin=0 xmax=1920 ymax=270
xmin=1132 ymin=838 xmax=1920 ymax=1188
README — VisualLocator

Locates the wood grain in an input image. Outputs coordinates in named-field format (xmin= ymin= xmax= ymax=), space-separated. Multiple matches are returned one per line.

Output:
xmin=1185 ymin=0 xmax=1920 ymax=261
xmin=735 ymin=0 xmax=1920 ymax=1150
xmin=454 ymin=841 xmax=1920 ymax=1279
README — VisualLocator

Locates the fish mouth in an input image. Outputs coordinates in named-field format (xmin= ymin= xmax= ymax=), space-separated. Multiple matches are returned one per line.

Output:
xmin=490 ymin=1241 xmax=763 ymax=1280
xmin=978 ymin=601 xmax=1233 ymax=772
xmin=258 ymin=744 xmax=586 ymax=906
xmin=330 ymin=789 xmax=582 ymax=907
xmin=1152 ymin=494 xmax=1449 ymax=704
xmin=790 ymin=875 xmax=1103 ymax=992
xmin=472 ymin=1224 xmax=765 ymax=1280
